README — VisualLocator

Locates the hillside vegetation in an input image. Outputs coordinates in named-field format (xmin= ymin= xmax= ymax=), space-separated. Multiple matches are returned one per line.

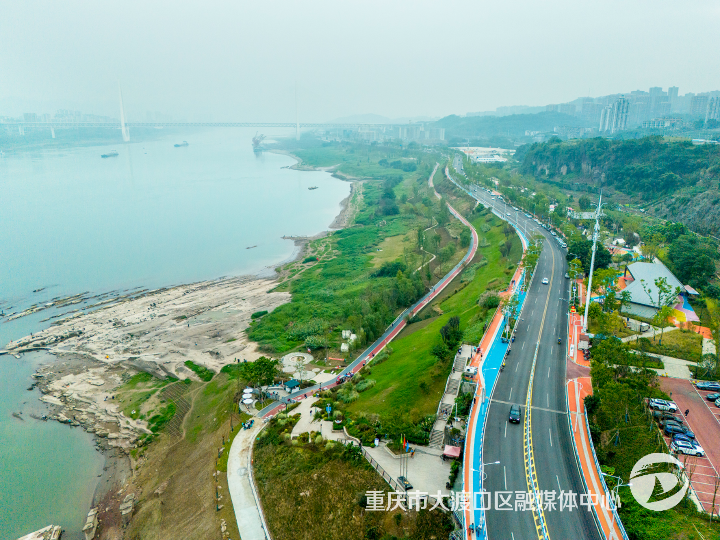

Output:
xmin=517 ymin=136 xmax=720 ymax=235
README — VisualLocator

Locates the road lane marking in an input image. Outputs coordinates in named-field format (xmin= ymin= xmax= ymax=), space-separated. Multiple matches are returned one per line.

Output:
xmin=522 ymin=342 xmax=525 ymax=350
xmin=547 ymin=366 xmax=550 ymax=378
xmin=547 ymin=394 xmax=549 ymax=407
xmin=505 ymin=421 xmax=508 ymax=438
xmin=509 ymin=387 xmax=513 ymax=401
xmin=504 ymin=466 xmax=508 ymax=490
xmin=556 ymin=475 xmax=561 ymax=492
xmin=549 ymin=428 xmax=553 ymax=447
xmin=516 ymin=363 xmax=519 ymax=372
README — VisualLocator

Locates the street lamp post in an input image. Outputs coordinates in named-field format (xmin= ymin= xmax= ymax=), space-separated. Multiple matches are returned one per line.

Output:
xmin=600 ymin=472 xmax=632 ymax=508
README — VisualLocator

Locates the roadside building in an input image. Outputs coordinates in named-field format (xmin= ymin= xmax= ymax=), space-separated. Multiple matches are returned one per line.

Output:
xmin=621 ymin=262 xmax=698 ymax=320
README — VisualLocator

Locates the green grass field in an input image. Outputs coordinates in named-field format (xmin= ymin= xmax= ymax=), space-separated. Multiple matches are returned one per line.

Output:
xmin=347 ymin=210 xmax=522 ymax=420
xmin=627 ymin=328 xmax=704 ymax=362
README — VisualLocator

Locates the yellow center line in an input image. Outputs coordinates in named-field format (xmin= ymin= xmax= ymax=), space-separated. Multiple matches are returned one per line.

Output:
xmin=524 ymin=240 xmax=555 ymax=540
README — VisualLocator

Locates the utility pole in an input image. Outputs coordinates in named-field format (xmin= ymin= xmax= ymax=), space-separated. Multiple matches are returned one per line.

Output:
xmin=583 ymin=194 xmax=603 ymax=333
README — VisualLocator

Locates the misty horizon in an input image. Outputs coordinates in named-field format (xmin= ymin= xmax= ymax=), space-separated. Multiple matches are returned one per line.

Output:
xmin=2 ymin=1 xmax=719 ymax=123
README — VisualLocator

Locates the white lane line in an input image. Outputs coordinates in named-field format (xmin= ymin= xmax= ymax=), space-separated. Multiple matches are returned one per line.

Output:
xmin=522 ymin=342 xmax=525 ymax=350
xmin=509 ymin=387 xmax=513 ymax=401
xmin=547 ymin=366 xmax=550 ymax=378
xmin=547 ymin=394 xmax=549 ymax=407
xmin=549 ymin=428 xmax=553 ymax=447
xmin=504 ymin=466 xmax=508 ymax=490
xmin=515 ymin=363 xmax=519 ymax=372
xmin=505 ymin=421 xmax=508 ymax=438
xmin=556 ymin=475 xmax=561 ymax=492
xmin=551 ymin=345 xmax=553 ymax=354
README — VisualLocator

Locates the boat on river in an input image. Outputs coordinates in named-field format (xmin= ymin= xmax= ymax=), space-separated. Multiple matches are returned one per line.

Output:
xmin=101 ymin=151 xmax=118 ymax=158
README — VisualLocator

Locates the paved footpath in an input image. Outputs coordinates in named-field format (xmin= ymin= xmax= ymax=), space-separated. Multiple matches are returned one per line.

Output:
xmin=227 ymin=422 xmax=270 ymax=540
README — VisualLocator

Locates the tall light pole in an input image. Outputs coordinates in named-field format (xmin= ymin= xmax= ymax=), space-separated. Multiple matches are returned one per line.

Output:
xmin=582 ymin=194 xmax=603 ymax=333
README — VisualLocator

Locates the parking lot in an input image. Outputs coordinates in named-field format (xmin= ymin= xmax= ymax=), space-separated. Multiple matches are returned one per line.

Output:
xmin=659 ymin=378 xmax=720 ymax=513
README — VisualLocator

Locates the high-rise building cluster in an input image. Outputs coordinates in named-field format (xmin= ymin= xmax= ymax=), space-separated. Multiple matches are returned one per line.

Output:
xmin=546 ymin=86 xmax=720 ymax=133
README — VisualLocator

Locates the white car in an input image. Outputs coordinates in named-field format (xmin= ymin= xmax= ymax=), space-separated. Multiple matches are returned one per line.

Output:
xmin=671 ymin=439 xmax=705 ymax=457
xmin=542 ymin=278 xmax=549 ymax=285
xmin=649 ymin=398 xmax=678 ymax=412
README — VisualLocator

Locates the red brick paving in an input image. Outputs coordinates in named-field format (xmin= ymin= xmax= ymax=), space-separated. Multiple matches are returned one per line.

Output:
xmin=659 ymin=377 xmax=720 ymax=513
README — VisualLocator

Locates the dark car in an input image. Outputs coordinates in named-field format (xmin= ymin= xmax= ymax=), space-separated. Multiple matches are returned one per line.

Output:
xmin=509 ymin=404 xmax=522 ymax=423
xmin=660 ymin=418 xmax=685 ymax=428
xmin=664 ymin=423 xmax=695 ymax=439
xmin=652 ymin=411 xmax=682 ymax=422
xmin=706 ymin=393 xmax=720 ymax=401
xmin=697 ymin=381 xmax=720 ymax=391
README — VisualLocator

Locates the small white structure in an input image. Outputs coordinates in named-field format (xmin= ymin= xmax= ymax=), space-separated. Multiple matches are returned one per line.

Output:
xmin=349 ymin=333 xmax=357 ymax=342
xmin=340 ymin=343 xmax=349 ymax=353
xmin=341 ymin=330 xmax=352 ymax=339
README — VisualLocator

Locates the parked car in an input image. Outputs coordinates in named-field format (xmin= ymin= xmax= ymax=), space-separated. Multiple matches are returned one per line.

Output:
xmin=509 ymin=404 xmax=522 ymax=424
xmin=664 ymin=423 xmax=695 ymax=439
xmin=696 ymin=381 xmax=720 ymax=391
xmin=649 ymin=398 xmax=678 ymax=412
xmin=705 ymin=393 xmax=720 ymax=401
xmin=542 ymin=278 xmax=549 ymax=285
xmin=714 ymin=397 xmax=720 ymax=408
xmin=673 ymin=434 xmax=702 ymax=451
xmin=671 ymin=439 xmax=705 ymax=457
xmin=660 ymin=418 xmax=684 ymax=429
xmin=564 ymin=272 xmax=570 ymax=279
xmin=652 ymin=411 xmax=682 ymax=422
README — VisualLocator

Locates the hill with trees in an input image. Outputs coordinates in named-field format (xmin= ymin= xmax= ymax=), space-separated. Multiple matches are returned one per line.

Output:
xmin=516 ymin=136 xmax=720 ymax=235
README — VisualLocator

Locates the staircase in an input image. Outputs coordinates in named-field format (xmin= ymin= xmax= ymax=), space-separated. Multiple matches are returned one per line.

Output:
xmin=446 ymin=376 xmax=460 ymax=395
xmin=429 ymin=428 xmax=445 ymax=448
xmin=453 ymin=354 xmax=466 ymax=372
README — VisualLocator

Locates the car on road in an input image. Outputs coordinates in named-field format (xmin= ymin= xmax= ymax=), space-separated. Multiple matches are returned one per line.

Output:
xmin=697 ymin=381 xmax=720 ymax=391
xmin=705 ymin=392 xmax=720 ymax=401
xmin=509 ymin=404 xmax=522 ymax=423
xmin=506 ymin=212 xmax=511 ymax=216
xmin=551 ymin=231 xmax=557 ymax=236
xmin=664 ymin=423 xmax=695 ymax=438
xmin=649 ymin=398 xmax=678 ymax=412
xmin=564 ymin=272 xmax=570 ymax=279
xmin=542 ymin=278 xmax=549 ymax=284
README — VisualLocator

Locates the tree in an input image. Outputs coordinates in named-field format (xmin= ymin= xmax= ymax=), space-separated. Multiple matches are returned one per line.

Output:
xmin=238 ymin=356 xmax=280 ymax=403
xmin=667 ymin=234 xmax=718 ymax=289
xmin=579 ymin=195 xmax=592 ymax=211
xmin=459 ymin=228 xmax=471 ymax=248
xmin=641 ymin=277 xmax=681 ymax=345
xmin=567 ymin=236 xmax=612 ymax=274
xmin=440 ymin=316 xmax=463 ymax=351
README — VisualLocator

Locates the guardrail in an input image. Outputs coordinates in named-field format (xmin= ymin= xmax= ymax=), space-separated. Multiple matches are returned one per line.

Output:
xmin=583 ymin=408 xmax=631 ymax=540
xmin=248 ymin=424 xmax=273 ymax=539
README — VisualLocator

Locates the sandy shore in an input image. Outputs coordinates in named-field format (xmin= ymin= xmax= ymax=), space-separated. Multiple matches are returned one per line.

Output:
xmin=8 ymin=276 xmax=290 ymax=449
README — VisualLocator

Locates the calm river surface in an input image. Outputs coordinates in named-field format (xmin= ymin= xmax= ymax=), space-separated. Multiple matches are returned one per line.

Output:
xmin=0 ymin=128 xmax=349 ymax=539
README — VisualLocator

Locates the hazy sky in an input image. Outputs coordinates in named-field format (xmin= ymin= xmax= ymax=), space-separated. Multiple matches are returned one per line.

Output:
xmin=2 ymin=1 xmax=719 ymax=122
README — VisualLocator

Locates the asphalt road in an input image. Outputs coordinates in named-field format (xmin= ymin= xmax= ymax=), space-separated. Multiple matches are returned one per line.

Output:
xmin=459 ymin=177 xmax=600 ymax=540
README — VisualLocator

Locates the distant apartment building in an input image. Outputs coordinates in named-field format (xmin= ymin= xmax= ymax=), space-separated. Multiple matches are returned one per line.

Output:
xmin=691 ymin=95 xmax=709 ymax=117
xmin=668 ymin=86 xmax=679 ymax=108
xmin=642 ymin=117 xmax=683 ymax=129
xmin=599 ymin=96 xmax=629 ymax=133
xmin=706 ymin=97 xmax=720 ymax=124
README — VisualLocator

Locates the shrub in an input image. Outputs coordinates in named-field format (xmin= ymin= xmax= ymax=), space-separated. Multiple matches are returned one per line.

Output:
xmin=184 ymin=361 xmax=214 ymax=382
xmin=302 ymin=256 xmax=318 ymax=263
xmin=482 ymin=294 xmax=500 ymax=309
xmin=355 ymin=379 xmax=376 ymax=393
xmin=251 ymin=310 xmax=269 ymax=319
xmin=304 ymin=335 xmax=329 ymax=350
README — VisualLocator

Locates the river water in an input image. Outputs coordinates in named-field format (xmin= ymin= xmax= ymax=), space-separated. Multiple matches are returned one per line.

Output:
xmin=0 ymin=128 xmax=349 ymax=539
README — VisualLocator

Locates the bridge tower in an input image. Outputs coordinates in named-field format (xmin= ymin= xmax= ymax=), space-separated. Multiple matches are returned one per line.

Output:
xmin=119 ymin=88 xmax=130 ymax=142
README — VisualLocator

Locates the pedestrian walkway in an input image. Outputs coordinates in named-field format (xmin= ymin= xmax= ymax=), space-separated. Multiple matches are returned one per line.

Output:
xmin=227 ymin=422 xmax=270 ymax=540
xmin=566 ymin=377 xmax=626 ymax=540
xmin=628 ymin=350 xmax=695 ymax=379
xmin=620 ymin=325 xmax=677 ymax=343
